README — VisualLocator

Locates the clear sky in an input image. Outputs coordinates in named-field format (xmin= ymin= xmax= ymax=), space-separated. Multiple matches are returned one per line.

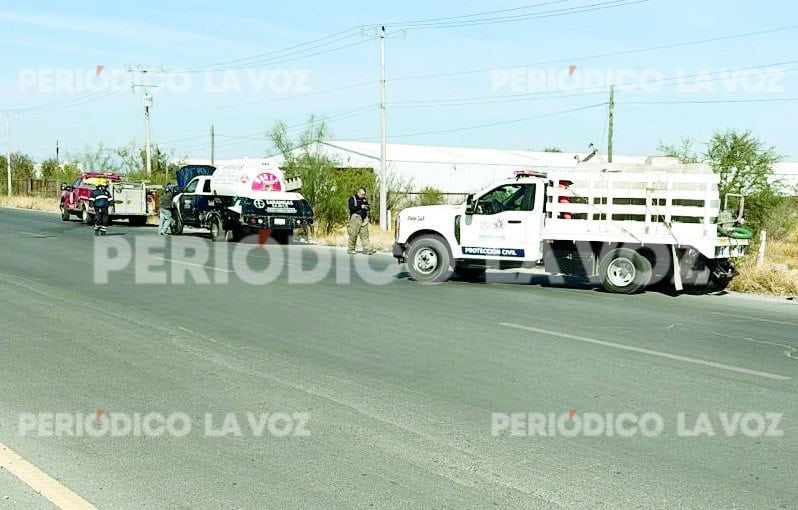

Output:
xmin=1 ymin=0 xmax=796 ymax=163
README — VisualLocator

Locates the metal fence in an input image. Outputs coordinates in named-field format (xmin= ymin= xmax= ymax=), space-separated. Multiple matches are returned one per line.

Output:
xmin=0 ymin=179 xmax=61 ymax=197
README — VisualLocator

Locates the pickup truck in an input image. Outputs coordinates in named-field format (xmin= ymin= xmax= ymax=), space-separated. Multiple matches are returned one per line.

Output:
xmin=171 ymin=175 xmax=313 ymax=243
xmin=60 ymin=172 xmax=155 ymax=226
xmin=393 ymin=158 xmax=749 ymax=294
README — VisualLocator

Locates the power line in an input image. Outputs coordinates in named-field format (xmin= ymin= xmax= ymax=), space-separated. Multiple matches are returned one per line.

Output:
xmin=387 ymin=0 xmax=570 ymax=26
xmin=158 ymin=80 xmax=376 ymax=115
xmin=621 ymin=97 xmax=798 ymax=104
xmin=388 ymin=25 xmax=798 ymax=83
xmin=387 ymin=102 xmax=607 ymax=139
xmin=393 ymin=0 xmax=651 ymax=30
xmin=171 ymin=35 xmax=370 ymax=74
xmin=176 ymin=27 xmax=363 ymax=73
xmin=388 ymin=60 xmax=798 ymax=109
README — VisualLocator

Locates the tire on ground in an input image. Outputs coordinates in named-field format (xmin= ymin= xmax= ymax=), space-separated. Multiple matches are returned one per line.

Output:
xmin=598 ymin=247 xmax=652 ymax=294
xmin=406 ymin=235 xmax=452 ymax=283
xmin=171 ymin=215 xmax=184 ymax=235
xmin=60 ymin=205 xmax=70 ymax=221
xmin=211 ymin=217 xmax=233 ymax=243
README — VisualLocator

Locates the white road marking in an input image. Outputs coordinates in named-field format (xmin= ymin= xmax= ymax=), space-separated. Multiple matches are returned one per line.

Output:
xmin=19 ymin=231 xmax=45 ymax=237
xmin=714 ymin=332 xmax=798 ymax=359
xmin=710 ymin=311 xmax=798 ymax=327
xmin=156 ymin=257 xmax=234 ymax=273
xmin=0 ymin=441 xmax=96 ymax=509
xmin=499 ymin=322 xmax=791 ymax=381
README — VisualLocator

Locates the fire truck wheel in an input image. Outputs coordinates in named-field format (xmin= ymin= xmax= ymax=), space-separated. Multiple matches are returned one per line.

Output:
xmin=60 ymin=205 xmax=70 ymax=221
xmin=599 ymin=248 xmax=652 ymax=294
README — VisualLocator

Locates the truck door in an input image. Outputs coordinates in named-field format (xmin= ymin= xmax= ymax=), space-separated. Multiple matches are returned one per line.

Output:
xmin=459 ymin=183 xmax=541 ymax=261
xmin=67 ymin=177 xmax=82 ymax=211
xmin=178 ymin=178 xmax=201 ymax=223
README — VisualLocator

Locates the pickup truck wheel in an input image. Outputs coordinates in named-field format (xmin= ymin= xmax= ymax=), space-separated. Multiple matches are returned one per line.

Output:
xmin=599 ymin=248 xmax=652 ymax=294
xmin=406 ymin=235 xmax=451 ymax=283
xmin=60 ymin=205 xmax=70 ymax=221
xmin=171 ymin=216 xmax=184 ymax=235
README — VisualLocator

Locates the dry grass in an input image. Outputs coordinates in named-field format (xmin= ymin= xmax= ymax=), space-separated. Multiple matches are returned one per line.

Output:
xmin=0 ymin=195 xmax=60 ymax=213
xmin=314 ymin=224 xmax=396 ymax=252
xmin=729 ymin=200 xmax=798 ymax=297
xmin=729 ymin=256 xmax=798 ymax=297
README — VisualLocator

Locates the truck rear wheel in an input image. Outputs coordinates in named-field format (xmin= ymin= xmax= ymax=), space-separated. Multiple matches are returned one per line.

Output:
xmin=406 ymin=235 xmax=451 ymax=283
xmin=599 ymin=248 xmax=652 ymax=294
xmin=210 ymin=217 xmax=232 ymax=242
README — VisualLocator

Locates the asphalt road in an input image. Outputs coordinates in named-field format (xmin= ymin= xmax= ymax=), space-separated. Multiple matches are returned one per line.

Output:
xmin=0 ymin=208 xmax=796 ymax=509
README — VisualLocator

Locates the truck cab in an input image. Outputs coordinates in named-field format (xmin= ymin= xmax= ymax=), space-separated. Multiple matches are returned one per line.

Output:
xmin=174 ymin=176 xmax=215 ymax=226
xmin=393 ymin=172 xmax=547 ymax=280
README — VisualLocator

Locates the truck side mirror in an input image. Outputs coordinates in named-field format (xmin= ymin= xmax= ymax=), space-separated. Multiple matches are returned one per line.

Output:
xmin=464 ymin=194 xmax=475 ymax=215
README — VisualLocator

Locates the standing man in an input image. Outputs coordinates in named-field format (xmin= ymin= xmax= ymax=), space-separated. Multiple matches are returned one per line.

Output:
xmin=89 ymin=184 xmax=111 ymax=236
xmin=348 ymin=187 xmax=376 ymax=255
xmin=158 ymin=184 xmax=174 ymax=236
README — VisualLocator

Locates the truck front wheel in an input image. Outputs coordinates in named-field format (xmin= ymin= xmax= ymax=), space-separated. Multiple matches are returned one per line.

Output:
xmin=60 ymin=205 xmax=70 ymax=221
xmin=406 ymin=235 xmax=451 ymax=283
xmin=599 ymin=248 xmax=652 ymax=294
xmin=171 ymin=215 xmax=184 ymax=235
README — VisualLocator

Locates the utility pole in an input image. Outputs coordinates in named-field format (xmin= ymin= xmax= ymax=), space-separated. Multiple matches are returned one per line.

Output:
xmin=144 ymin=91 xmax=153 ymax=176
xmin=210 ymin=124 xmax=215 ymax=165
xmin=362 ymin=25 xmax=404 ymax=231
xmin=128 ymin=66 xmax=162 ymax=177
xmin=607 ymin=84 xmax=615 ymax=163
xmin=5 ymin=110 xmax=11 ymax=197
xmin=379 ymin=25 xmax=387 ymax=231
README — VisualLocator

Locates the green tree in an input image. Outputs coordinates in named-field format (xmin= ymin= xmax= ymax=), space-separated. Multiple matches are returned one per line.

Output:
xmin=705 ymin=130 xmax=780 ymax=198
xmin=657 ymin=137 xmax=701 ymax=164
xmin=416 ymin=186 xmax=445 ymax=206
xmin=60 ymin=162 xmax=81 ymax=183
xmin=0 ymin=152 xmax=36 ymax=180
xmin=659 ymin=131 xmax=782 ymax=230
xmin=40 ymin=158 xmax=59 ymax=180
xmin=120 ymin=143 xmax=184 ymax=185
xmin=705 ymin=130 xmax=782 ymax=230
xmin=271 ymin=117 xmax=375 ymax=233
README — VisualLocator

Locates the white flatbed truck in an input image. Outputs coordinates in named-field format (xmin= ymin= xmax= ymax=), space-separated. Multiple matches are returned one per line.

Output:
xmin=392 ymin=157 xmax=749 ymax=294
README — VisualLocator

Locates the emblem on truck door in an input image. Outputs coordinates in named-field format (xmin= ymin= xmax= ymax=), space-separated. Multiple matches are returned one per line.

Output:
xmin=253 ymin=199 xmax=266 ymax=209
